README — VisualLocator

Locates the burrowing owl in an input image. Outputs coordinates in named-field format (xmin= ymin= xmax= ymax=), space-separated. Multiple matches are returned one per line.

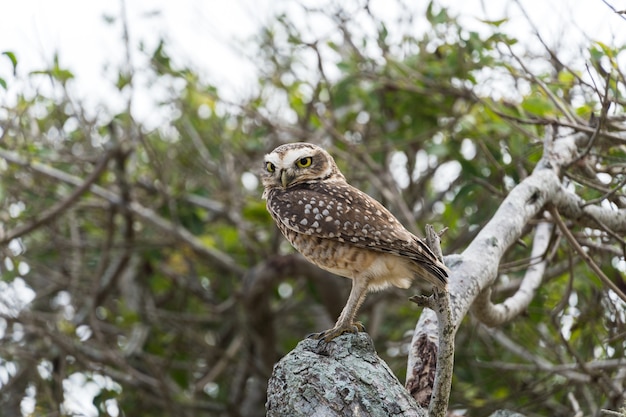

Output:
xmin=262 ymin=142 xmax=448 ymax=341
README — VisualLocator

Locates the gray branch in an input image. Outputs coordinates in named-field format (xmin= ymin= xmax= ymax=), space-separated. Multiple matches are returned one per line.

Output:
xmin=407 ymin=128 xmax=626 ymax=413
xmin=471 ymin=221 xmax=553 ymax=326
xmin=553 ymin=186 xmax=626 ymax=233
xmin=437 ymin=129 xmax=584 ymax=329
xmin=448 ymin=166 xmax=558 ymax=325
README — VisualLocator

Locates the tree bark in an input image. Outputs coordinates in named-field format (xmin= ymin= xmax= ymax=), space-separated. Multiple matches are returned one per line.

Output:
xmin=266 ymin=333 xmax=425 ymax=417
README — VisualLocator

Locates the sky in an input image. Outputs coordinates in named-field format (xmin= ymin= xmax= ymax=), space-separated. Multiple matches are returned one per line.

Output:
xmin=1 ymin=0 xmax=625 ymax=126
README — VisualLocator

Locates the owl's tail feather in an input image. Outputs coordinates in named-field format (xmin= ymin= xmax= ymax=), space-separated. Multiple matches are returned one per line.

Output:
xmin=408 ymin=259 xmax=448 ymax=291
xmin=407 ymin=236 xmax=449 ymax=290
xmin=424 ymin=261 xmax=449 ymax=290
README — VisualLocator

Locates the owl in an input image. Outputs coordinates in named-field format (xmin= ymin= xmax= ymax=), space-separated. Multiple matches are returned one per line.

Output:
xmin=262 ymin=142 xmax=448 ymax=342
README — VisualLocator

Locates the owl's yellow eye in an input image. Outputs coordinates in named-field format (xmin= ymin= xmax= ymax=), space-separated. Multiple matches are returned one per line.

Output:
xmin=296 ymin=157 xmax=312 ymax=168
xmin=266 ymin=162 xmax=275 ymax=172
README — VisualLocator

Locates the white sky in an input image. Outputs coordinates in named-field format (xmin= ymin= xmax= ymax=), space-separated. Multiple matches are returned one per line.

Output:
xmin=1 ymin=0 xmax=625 ymax=122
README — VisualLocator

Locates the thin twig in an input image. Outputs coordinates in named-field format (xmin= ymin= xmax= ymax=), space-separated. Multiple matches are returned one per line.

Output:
xmin=0 ymin=148 xmax=244 ymax=275
xmin=505 ymin=43 xmax=578 ymax=124
xmin=581 ymin=174 xmax=626 ymax=207
xmin=600 ymin=0 xmax=626 ymax=21
xmin=548 ymin=205 xmax=626 ymax=302
xmin=569 ymin=70 xmax=612 ymax=166
xmin=0 ymin=148 xmax=116 ymax=244
xmin=429 ymin=291 xmax=453 ymax=417
xmin=408 ymin=225 xmax=454 ymax=417
xmin=600 ymin=409 xmax=626 ymax=416
xmin=568 ymin=392 xmax=584 ymax=417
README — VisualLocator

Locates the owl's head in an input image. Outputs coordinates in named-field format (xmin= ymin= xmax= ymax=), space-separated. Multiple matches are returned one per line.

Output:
xmin=262 ymin=143 xmax=345 ymax=196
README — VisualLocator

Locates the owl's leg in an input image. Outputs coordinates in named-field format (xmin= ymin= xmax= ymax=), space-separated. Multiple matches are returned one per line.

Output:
xmin=310 ymin=277 xmax=369 ymax=342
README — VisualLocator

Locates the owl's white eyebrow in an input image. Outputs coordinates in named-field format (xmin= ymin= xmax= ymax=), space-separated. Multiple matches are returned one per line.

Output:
xmin=264 ymin=155 xmax=282 ymax=166
xmin=267 ymin=151 xmax=313 ymax=168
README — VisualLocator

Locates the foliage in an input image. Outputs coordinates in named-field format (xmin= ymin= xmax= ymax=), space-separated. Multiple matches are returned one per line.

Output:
xmin=0 ymin=1 xmax=625 ymax=416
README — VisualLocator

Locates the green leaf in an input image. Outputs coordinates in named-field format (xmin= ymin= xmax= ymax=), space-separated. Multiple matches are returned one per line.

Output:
xmin=378 ymin=22 xmax=388 ymax=42
xmin=557 ymin=70 xmax=576 ymax=85
xmin=30 ymin=65 xmax=75 ymax=84
xmin=116 ymin=71 xmax=132 ymax=90
xmin=479 ymin=18 xmax=508 ymax=27
xmin=2 ymin=51 xmax=17 ymax=74
xmin=575 ymin=103 xmax=594 ymax=118
xmin=521 ymin=95 xmax=553 ymax=116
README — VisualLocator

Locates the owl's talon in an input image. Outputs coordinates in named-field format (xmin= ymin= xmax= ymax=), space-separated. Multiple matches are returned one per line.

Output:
xmin=353 ymin=321 xmax=366 ymax=332
xmin=308 ymin=322 xmax=366 ymax=342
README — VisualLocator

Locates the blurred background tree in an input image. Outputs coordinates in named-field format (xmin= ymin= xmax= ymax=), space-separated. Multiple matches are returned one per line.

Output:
xmin=1 ymin=1 xmax=625 ymax=416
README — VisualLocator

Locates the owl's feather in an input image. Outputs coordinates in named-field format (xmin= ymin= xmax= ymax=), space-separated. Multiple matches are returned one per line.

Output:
xmin=266 ymin=181 xmax=448 ymax=287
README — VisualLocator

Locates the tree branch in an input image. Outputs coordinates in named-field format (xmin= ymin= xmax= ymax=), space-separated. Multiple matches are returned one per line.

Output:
xmin=0 ymin=148 xmax=244 ymax=276
xmin=549 ymin=205 xmax=626 ymax=302
xmin=553 ymin=186 xmax=626 ymax=234
xmin=407 ymin=128 xmax=599 ymax=414
xmin=406 ymin=226 xmax=454 ymax=417
xmin=457 ymin=129 xmax=587 ymax=326
xmin=484 ymin=326 xmax=593 ymax=383
xmin=471 ymin=221 xmax=553 ymax=326
xmin=0 ymin=148 xmax=116 ymax=244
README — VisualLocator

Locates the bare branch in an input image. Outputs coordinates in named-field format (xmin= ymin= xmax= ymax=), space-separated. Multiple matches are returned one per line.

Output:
xmin=0 ymin=147 xmax=115 ymax=244
xmin=407 ymin=225 xmax=453 ymax=417
xmin=601 ymin=0 xmax=626 ymax=21
xmin=549 ymin=206 xmax=626 ymax=302
xmin=472 ymin=221 xmax=553 ymax=326
xmin=484 ymin=326 xmax=592 ymax=383
xmin=477 ymin=358 xmax=626 ymax=373
xmin=553 ymin=186 xmax=626 ymax=234
xmin=459 ymin=128 xmax=574 ymax=293
xmin=0 ymin=148 xmax=244 ymax=276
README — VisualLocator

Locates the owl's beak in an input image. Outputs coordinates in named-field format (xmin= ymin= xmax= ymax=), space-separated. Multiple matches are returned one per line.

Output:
xmin=280 ymin=169 xmax=294 ymax=188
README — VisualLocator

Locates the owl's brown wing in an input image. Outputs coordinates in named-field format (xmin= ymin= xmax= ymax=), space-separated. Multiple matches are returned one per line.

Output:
xmin=267 ymin=182 xmax=448 ymax=285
